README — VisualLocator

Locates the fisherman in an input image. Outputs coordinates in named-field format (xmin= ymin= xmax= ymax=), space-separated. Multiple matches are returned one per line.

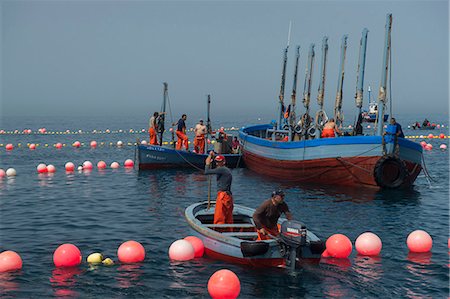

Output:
xmin=231 ymin=136 xmax=241 ymax=154
xmin=422 ymin=118 xmax=430 ymax=127
xmin=353 ymin=113 xmax=363 ymax=136
xmin=321 ymin=118 xmax=341 ymax=138
xmin=205 ymin=152 xmax=233 ymax=224
xmin=175 ymin=114 xmax=189 ymax=151
xmin=194 ymin=119 xmax=207 ymax=154
xmin=148 ymin=112 xmax=159 ymax=145
xmin=389 ymin=117 xmax=405 ymax=138
xmin=253 ymin=190 xmax=292 ymax=240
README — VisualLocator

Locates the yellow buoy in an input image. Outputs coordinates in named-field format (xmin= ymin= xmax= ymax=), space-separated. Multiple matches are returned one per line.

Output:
xmin=87 ymin=253 xmax=104 ymax=264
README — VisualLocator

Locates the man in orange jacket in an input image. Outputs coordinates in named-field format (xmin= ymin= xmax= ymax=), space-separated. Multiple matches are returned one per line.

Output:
xmin=175 ymin=114 xmax=189 ymax=150
xmin=205 ymin=152 xmax=233 ymax=224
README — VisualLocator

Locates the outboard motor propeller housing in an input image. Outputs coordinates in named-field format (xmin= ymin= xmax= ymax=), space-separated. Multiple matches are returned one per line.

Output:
xmin=279 ymin=220 xmax=307 ymax=269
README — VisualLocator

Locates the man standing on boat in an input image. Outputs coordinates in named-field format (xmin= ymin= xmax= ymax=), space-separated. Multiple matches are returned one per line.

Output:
xmin=148 ymin=112 xmax=159 ymax=145
xmin=321 ymin=118 xmax=341 ymax=138
xmin=194 ymin=119 xmax=207 ymax=154
xmin=389 ymin=117 xmax=405 ymax=138
xmin=175 ymin=114 xmax=189 ymax=151
xmin=253 ymin=190 xmax=292 ymax=240
xmin=205 ymin=152 xmax=233 ymax=224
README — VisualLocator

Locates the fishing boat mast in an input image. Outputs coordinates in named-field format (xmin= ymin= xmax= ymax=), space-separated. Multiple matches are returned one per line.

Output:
xmin=157 ymin=82 xmax=168 ymax=146
xmin=278 ymin=45 xmax=289 ymax=130
xmin=301 ymin=43 xmax=315 ymax=137
xmin=355 ymin=29 xmax=369 ymax=113
xmin=206 ymin=94 xmax=212 ymax=152
xmin=289 ymin=45 xmax=301 ymax=128
xmin=334 ymin=35 xmax=348 ymax=129
xmin=315 ymin=36 xmax=329 ymax=135
xmin=377 ymin=13 xmax=392 ymax=136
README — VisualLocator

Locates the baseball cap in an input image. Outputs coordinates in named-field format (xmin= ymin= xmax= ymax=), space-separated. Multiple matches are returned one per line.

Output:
xmin=272 ymin=190 xmax=285 ymax=197
xmin=215 ymin=155 xmax=226 ymax=162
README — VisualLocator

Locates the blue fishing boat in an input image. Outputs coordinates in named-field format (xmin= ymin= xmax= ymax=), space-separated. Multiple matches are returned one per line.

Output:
xmin=185 ymin=201 xmax=325 ymax=268
xmin=239 ymin=14 xmax=422 ymax=189
xmin=137 ymin=84 xmax=243 ymax=170
xmin=361 ymin=86 xmax=389 ymax=122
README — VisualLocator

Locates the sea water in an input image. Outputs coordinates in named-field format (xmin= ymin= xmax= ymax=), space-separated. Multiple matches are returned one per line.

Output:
xmin=0 ymin=115 xmax=448 ymax=298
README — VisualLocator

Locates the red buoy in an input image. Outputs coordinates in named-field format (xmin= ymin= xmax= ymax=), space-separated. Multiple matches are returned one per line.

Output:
xmin=90 ymin=141 xmax=97 ymax=148
xmin=37 ymin=163 xmax=48 ymax=174
xmin=55 ymin=143 xmax=63 ymax=149
xmin=355 ymin=232 xmax=382 ymax=256
xmin=407 ymin=230 xmax=433 ymax=253
xmin=73 ymin=141 xmax=81 ymax=148
xmin=117 ymin=240 xmax=145 ymax=263
xmin=184 ymin=236 xmax=204 ymax=258
xmin=0 ymin=250 xmax=23 ymax=272
xmin=5 ymin=144 xmax=13 ymax=151
xmin=53 ymin=244 xmax=82 ymax=267
xmin=65 ymin=162 xmax=75 ymax=172
xmin=325 ymin=234 xmax=353 ymax=258
xmin=124 ymin=159 xmax=134 ymax=168
xmin=207 ymin=269 xmax=241 ymax=299
xmin=97 ymin=161 xmax=107 ymax=169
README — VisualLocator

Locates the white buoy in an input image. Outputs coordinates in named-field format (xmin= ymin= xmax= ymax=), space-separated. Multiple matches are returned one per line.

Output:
xmin=117 ymin=141 xmax=124 ymax=147
xmin=6 ymin=168 xmax=17 ymax=177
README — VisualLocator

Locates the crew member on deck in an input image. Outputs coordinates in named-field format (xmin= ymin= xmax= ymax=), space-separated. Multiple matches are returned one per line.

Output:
xmin=205 ymin=152 xmax=233 ymax=224
xmin=148 ymin=112 xmax=159 ymax=145
xmin=389 ymin=117 xmax=405 ymax=138
xmin=175 ymin=114 xmax=189 ymax=151
xmin=253 ymin=190 xmax=292 ymax=240
xmin=194 ymin=119 xmax=207 ymax=154
xmin=321 ymin=118 xmax=341 ymax=138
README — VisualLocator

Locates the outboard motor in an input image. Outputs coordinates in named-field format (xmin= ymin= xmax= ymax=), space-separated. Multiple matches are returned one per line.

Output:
xmin=279 ymin=220 xmax=307 ymax=270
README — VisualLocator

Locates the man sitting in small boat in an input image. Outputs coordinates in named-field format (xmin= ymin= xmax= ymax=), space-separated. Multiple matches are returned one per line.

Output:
xmin=253 ymin=190 xmax=292 ymax=240
xmin=205 ymin=152 xmax=233 ymax=224
xmin=321 ymin=118 xmax=341 ymax=138
xmin=194 ymin=119 xmax=207 ymax=154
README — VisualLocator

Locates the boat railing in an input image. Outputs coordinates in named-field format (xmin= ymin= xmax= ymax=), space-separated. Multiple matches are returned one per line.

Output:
xmin=266 ymin=128 xmax=291 ymax=141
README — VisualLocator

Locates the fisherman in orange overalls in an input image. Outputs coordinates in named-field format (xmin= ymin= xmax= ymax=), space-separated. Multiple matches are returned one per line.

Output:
xmin=194 ymin=119 xmax=207 ymax=154
xmin=253 ymin=190 xmax=292 ymax=240
xmin=148 ymin=112 xmax=159 ymax=145
xmin=321 ymin=118 xmax=341 ymax=138
xmin=175 ymin=114 xmax=189 ymax=151
xmin=205 ymin=152 xmax=233 ymax=224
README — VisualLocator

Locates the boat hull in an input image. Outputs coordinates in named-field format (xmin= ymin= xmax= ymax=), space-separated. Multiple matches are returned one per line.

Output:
xmin=239 ymin=124 xmax=422 ymax=188
xmin=137 ymin=145 xmax=244 ymax=170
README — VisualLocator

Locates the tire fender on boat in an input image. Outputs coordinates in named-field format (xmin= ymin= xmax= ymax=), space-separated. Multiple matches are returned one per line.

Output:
xmin=240 ymin=241 xmax=270 ymax=257
xmin=374 ymin=156 xmax=407 ymax=188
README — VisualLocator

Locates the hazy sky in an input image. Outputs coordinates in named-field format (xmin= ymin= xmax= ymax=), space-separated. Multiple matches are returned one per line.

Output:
xmin=1 ymin=0 xmax=448 ymax=121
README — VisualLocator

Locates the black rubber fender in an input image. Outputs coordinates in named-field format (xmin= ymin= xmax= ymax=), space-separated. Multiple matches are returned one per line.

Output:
xmin=240 ymin=241 xmax=270 ymax=257
xmin=309 ymin=240 xmax=326 ymax=255
xmin=374 ymin=156 xmax=407 ymax=188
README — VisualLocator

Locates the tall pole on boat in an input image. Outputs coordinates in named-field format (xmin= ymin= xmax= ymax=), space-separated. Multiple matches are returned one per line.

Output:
xmin=355 ymin=28 xmax=369 ymax=112
xmin=278 ymin=22 xmax=291 ymax=130
xmin=158 ymin=82 xmax=168 ymax=146
xmin=289 ymin=45 xmax=300 ymax=128
xmin=206 ymin=94 xmax=211 ymax=152
xmin=302 ymin=43 xmax=315 ymax=122
xmin=334 ymin=35 xmax=348 ymax=129
xmin=377 ymin=13 xmax=392 ymax=136
xmin=315 ymin=36 xmax=329 ymax=135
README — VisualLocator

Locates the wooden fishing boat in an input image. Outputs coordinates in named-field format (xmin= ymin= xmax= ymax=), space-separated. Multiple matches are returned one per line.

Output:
xmin=240 ymin=14 xmax=422 ymax=189
xmin=185 ymin=201 xmax=325 ymax=268
xmin=137 ymin=84 xmax=243 ymax=170
xmin=137 ymin=144 xmax=243 ymax=170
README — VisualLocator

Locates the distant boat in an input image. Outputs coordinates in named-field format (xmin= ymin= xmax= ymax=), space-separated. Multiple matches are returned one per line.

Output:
xmin=185 ymin=201 xmax=325 ymax=268
xmin=411 ymin=121 xmax=436 ymax=130
xmin=361 ymin=86 xmax=389 ymax=123
xmin=137 ymin=83 xmax=243 ymax=170
xmin=240 ymin=14 xmax=422 ymax=189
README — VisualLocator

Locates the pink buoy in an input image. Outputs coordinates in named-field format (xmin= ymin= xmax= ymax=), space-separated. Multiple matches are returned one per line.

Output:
xmin=83 ymin=161 xmax=93 ymax=170
xmin=168 ymin=239 xmax=195 ymax=261
xmin=90 ymin=141 xmax=97 ymax=148
xmin=325 ymin=234 xmax=353 ymax=258
xmin=407 ymin=230 xmax=433 ymax=253
xmin=367 ymin=125 xmax=371 ymax=129
xmin=37 ymin=163 xmax=48 ymax=174
xmin=110 ymin=162 xmax=120 ymax=169
xmin=0 ymin=169 xmax=5 ymax=178
xmin=184 ymin=236 xmax=204 ymax=258
xmin=420 ymin=141 xmax=427 ymax=148
xmin=53 ymin=244 xmax=82 ymax=267
xmin=140 ymin=140 xmax=147 ymax=145
xmin=425 ymin=143 xmax=433 ymax=151
xmin=55 ymin=143 xmax=63 ymax=149
xmin=73 ymin=141 xmax=81 ymax=148
xmin=428 ymin=133 xmax=434 ymax=139
xmin=5 ymin=144 xmax=14 ymax=151
xmin=169 ymin=128 xmax=173 ymax=132
xmin=117 ymin=240 xmax=145 ymax=263
xmin=29 ymin=143 xmax=36 ymax=150
xmin=0 ymin=251 xmax=23 ymax=272
xmin=97 ymin=161 xmax=107 ymax=169
xmin=355 ymin=232 xmax=382 ymax=256
xmin=208 ymin=269 xmax=241 ymax=299
xmin=439 ymin=133 xmax=445 ymax=139
xmin=65 ymin=162 xmax=75 ymax=172
xmin=47 ymin=164 xmax=56 ymax=173
xmin=124 ymin=159 xmax=134 ymax=168
xmin=440 ymin=144 xmax=447 ymax=150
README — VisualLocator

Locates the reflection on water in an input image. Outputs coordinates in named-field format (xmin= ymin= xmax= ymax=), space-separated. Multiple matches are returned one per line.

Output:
xmin=353 ymin=255 xmax=383 ymax=282
xmin=116 ymin=264 xmax=144 ymax=289
xmin=0 ymin=272 xmax=20 ymax=297
xmin=50 ymin=267 xmax=82 ymax=297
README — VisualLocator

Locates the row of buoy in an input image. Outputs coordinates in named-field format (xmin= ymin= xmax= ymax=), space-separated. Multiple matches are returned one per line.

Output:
xmin=419 ymin=141 xmax=448 ymax=151
xmin=0 ymin=127 xmax=241 ymax=135
xmin=0 ymin=237 xmax=240 ymax=299
xmin=322 ymin=230 xmax=434 ymax=259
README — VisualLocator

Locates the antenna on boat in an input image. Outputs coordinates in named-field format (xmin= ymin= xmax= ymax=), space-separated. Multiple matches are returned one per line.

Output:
xmin=334 ymin=35 xmax=348 ymax=129
xmin=377 ymin=13 xmax=392 ymax=136
xmin=315 ymin=36 xmax=329 ymax=135
xmin=277 ymin=22 xmax=292 ymax=130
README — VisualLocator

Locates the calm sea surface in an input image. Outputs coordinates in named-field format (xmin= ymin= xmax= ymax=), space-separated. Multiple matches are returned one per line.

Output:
xmin=0 ymin=115 xmax=449 ymax=298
